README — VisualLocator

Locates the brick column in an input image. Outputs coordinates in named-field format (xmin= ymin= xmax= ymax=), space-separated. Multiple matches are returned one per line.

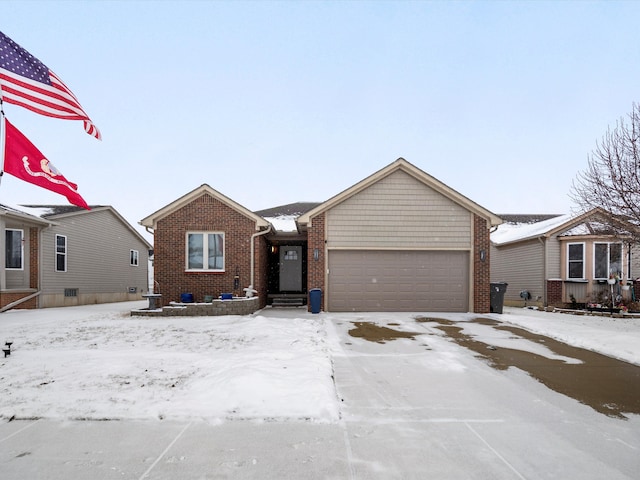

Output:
xmin=30 ymin=227 xmax=39 ymax=289
xmin=307 ymin=212 xmax=325 ymax=312
xmin=547 ymin=279 xmax=563 ymax=306
xmin=473 ymin=215 xmax=490 ymax=313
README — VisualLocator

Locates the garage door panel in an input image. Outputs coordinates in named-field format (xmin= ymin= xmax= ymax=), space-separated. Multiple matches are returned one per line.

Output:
xmin=328 ymin=250 xmax=469 ymax=312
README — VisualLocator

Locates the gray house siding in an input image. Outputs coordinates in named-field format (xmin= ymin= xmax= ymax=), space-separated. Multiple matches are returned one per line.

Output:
xmin=546 ymin=235 xmax=562 ymax=279
xmin=39 ymin=208 xmax=150 ymax=307
xmin=491 ymin=239 xmax=545 ymax=305
xmin=630 ymin=244 xmax=640 ymax=280
xmin=326 ymin=170 xmax=472 ymax=249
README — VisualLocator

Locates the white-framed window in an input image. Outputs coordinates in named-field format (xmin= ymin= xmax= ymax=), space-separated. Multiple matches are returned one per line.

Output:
xmin=594 ymin=242 xmax=622 ymax=279
xmin=130 ymin=249 xmax=139 ymax=266
xmin=5 ymin=229 xmax=24 ymax=270
xmin=186 ymin=232 xmax=224 ymax=271
xmin=55 ymin=235 xmax=67 ymax=272
xmin=567 ymin=242 xmax=585 ymax=279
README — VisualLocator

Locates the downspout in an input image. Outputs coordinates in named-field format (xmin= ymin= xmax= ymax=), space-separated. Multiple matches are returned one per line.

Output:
xmin=538 ymin=236 xmax=547 ymax=306
xmin=251 ymin=224 xmax=272 ymax=287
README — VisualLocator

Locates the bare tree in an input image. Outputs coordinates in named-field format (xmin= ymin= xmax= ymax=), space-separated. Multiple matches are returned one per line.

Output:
xmin=571 ymin=102 xmax=640 ymax=241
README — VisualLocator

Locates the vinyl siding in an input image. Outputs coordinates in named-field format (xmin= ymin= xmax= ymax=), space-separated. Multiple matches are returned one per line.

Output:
xmin=631 ymin=244 xmax=640 ymax=280
xmin=546 ymin=236 xmax=562 ymax=278
xmin=491 ymin=239 xmax=545 ymax=302
xmin=39 ymin=209 xmax=149 ymax=298
xmin=326 ymin=170 xmax=472 ymax=249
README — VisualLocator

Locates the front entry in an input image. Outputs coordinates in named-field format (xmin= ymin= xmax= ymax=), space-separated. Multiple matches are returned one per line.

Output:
xmin=279 ymin=245 xmax=302 ymax=291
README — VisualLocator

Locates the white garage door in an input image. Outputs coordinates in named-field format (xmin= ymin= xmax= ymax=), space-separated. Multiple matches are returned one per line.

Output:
xmin=328 ymin=250 xmax=469 ymax=312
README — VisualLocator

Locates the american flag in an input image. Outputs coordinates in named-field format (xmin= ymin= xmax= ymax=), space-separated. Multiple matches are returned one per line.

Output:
xmin=0 ymin=31 xmax=100 ymax=140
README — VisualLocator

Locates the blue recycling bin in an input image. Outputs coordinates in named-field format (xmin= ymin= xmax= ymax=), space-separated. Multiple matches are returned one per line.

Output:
xmin=180 ymin=293 xmax=194 ymax=303
xmin=309 ymin=288 xmax=322 ymax=314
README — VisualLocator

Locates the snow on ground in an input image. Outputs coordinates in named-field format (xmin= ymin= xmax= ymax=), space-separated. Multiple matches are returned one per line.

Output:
xmin=0 ymin=301 xmax=639 ymax=423
xmin=497 ymin=307 xmax=640 ymax=366
xmin=0 ymin=302 xmax=337 ymax=422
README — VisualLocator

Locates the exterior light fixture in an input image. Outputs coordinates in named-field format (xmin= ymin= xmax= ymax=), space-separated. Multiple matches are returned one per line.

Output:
xmin=313 ymin=248 xmax=320 ymax=261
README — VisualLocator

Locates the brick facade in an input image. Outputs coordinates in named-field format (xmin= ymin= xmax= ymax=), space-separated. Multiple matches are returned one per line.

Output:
xmin=473 ymin=214 xmax=491 ymax=313
xmin=547 ymin=279 xmax=563 ymax=306
xmin=29 ymin=227 xmax=39 ymax=290
xmin=0 ymin=227 xmax=40 ymax=311
xmin=154 ymin=194 xmax=266 ymax=306
xmin=306 ymin=212 xmax=325 ymax=312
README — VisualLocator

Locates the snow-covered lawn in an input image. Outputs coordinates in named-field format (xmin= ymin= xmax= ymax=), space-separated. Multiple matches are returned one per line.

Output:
xmin=0 ymin=301 xmax=639 ymax=423
xmin=0 ymin=302 xmax=337 ymax=422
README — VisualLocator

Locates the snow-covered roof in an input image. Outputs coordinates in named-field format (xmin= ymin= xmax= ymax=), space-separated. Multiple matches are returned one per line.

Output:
xmin=492 ymin=208 xmax=639 ymax=246
xmin=263 ymin=215 xmax=298 ymax=233
xmin=491 ymin=213 xmax=575 ymax=245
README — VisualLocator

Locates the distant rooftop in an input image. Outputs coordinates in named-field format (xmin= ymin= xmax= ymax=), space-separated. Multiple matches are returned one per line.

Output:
xmin=497 ymin=214 xmax=563 ymax=224
xmin=19 ymin=205 xmax=105 ymax=218
xmin=254 ymin=202 xmax=321 ymax=218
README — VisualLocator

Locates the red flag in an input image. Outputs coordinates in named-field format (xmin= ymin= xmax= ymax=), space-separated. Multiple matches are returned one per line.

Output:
xmin=3 ymin=118 xmax=90 ymax=210
xmin=0 ymin=31 xmax=100 ymax=140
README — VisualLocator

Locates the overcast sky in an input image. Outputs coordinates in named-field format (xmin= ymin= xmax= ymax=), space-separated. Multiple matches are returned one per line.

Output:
xmin=1 ymin=1 xmax=638 ymax=241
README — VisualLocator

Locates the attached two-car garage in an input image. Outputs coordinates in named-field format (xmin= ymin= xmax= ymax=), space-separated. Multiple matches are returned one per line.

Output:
xmin=327 ymin=250 xmax=470 ymax=312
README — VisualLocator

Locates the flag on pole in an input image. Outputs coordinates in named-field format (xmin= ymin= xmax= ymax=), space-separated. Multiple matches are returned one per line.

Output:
xmin=0 ymin=31 xmax=100 ymax=140
xmin=3 ymin=117 xmax=90 ymax=209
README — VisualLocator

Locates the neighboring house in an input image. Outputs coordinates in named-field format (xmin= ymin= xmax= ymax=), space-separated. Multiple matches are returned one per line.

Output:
xmin=491 ymin=208 xmax=640 ymax=308
xmin=1 ymin=204 xmax=151 ymax=310
xmin=141 ymin=158 xmax=502 ymax=313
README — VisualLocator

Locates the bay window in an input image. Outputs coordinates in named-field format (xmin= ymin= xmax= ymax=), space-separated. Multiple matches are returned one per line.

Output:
xmin=594 ymin=242 xmax=622 ymax=279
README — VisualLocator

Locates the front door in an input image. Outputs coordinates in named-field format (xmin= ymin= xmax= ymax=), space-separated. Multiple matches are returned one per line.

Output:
xmin=279 ymin=245 xmax=302 ymax=291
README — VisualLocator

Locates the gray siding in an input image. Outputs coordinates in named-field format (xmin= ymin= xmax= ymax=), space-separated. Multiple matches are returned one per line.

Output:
xmin=326 ymin=170 xmax=472 ymax=249
xmin=546 ymin=235 xmax=562 ymax=279
xmin=631 ymin=244 xmax=640 ymax=280
xmin=39 ymin=209 xmax=149 ymax=306
xmin=491 ymin=239 xmax=545 ymax=303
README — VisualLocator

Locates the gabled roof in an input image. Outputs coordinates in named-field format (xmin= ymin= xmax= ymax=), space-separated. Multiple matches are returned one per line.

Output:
xmin=296 ymin=158 xmax=502 ymax=228
xmin=491 ymin=207 xmax=638 ymax=246
xmin=20 ymin=204 xmax=152 ymax=249
xmin=140 ymin=184 xmax=270 ymax=231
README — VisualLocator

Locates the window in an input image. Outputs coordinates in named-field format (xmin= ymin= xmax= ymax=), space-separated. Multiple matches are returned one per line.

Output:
xmin=130 ymin=249 xmax=139 ymax=266
xmin=567 ymin=243 xmax=584 ymax=279
xmin=64 ymin=288 xmax=78 ymax=297
xmin=56 ymin=235 xmax=67 ymax=272
xmin=186 ymin=232 xmax=224 ymax=271
xmin=5 ymin=229 xmax=23 ymax=269
xmin=594 ymin=242 xmax=622 ymax=279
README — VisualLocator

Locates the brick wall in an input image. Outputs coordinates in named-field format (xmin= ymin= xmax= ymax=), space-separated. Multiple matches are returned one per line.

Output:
xmin=29 ymin=227 xmax=39 ymax=290
xmin=154 ymin=193 xmax=264 ymax=306
xmin=547 ymin=279 xmax=563 ymax=306
xmin=473 ymin=214 xmax=491 ymax=313
xmin=306 ymin=212 xmax=325 ymax=312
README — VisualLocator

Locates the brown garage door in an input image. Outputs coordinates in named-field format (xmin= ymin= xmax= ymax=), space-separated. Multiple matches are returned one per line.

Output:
xmin=328 ymin=250 xmax=469 ymax=312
